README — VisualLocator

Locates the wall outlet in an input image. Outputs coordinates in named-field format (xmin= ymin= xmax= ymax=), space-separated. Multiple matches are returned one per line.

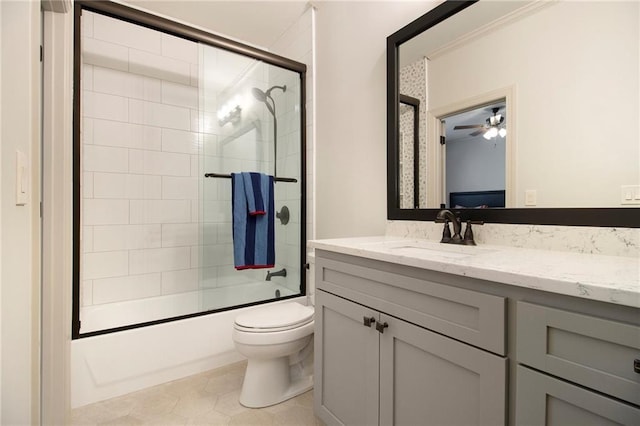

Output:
xmin=525 ymin=189 xmax=537 ymax=206
xmin=621 ymin=185 xmax=640 ymax=205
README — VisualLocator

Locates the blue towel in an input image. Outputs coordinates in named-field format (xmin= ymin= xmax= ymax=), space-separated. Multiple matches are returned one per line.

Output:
xmin=231 ymin=172 xmax=275 ymax=270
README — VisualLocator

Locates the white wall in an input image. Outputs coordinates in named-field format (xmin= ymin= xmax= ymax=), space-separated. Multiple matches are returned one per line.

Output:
xmin=429 ymin=1 xmax=639 ymax=207
xmin=0 ymin=1 xmax=3 ymax=417
xmin=446 ymin=136 xmax=506 ymax=202
xmin=42 ymin=7 xmax=74 ymax=424
xmin=1 ymin=1 xmax=41 ymax=423
xmin=314 ymin=1 xmax=438 ymax=238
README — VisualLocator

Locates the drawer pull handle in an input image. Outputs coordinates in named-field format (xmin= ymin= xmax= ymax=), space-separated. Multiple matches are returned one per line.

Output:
xmin=376 ymin=322 xmax=389 ymax=333
xmin=634 ymin=359 xmax=640 ymax=374
xmin=363 ymin=316 xmax=376 ymax=327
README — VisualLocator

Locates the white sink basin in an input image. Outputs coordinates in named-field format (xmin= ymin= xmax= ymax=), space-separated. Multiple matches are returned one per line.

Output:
xmin=364 ymin=240 xmax=495 ymax=260
xmin=388 ymin=245 xmax=474 ymax=259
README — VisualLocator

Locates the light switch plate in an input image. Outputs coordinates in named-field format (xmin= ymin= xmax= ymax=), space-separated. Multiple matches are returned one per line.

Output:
xmin=525 ymin=189 xmax=537 ymax=206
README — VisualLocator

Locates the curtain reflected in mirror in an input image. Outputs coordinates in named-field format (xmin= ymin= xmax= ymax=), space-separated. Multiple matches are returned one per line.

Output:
xmin=399 ymin=95 xmax=420 ymax=208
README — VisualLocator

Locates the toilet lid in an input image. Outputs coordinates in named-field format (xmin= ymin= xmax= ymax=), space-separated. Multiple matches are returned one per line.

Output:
xmin=235 ymin=302 xmax=314 ymax=331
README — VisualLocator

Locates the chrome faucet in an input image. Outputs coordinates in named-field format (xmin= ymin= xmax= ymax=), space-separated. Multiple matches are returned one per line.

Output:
xmin=266 ymin=268 xmax=287 ymax=281
xmin=436 ymin=209 xmax=463 ymax=243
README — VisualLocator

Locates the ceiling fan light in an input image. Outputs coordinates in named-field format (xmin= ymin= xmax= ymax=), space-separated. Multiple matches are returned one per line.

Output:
xmin=498 ymin=128 xmax=507 ymax=138
xmin=484 ymin=127 xmax=498 ymax=139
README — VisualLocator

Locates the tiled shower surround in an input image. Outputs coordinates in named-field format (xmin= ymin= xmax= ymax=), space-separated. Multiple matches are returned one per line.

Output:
xmin=80 ymin=11 xmax=303 ymax=332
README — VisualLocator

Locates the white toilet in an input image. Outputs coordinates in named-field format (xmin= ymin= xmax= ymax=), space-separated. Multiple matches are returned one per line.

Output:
xmin=233 ymin=301 xmax=314 ymax=408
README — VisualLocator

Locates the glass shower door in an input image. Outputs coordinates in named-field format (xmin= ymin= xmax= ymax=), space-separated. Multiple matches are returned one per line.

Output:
xmin=74 ymin=4 xmax=306 ymax=337
xmin=198 ymin=43 xmax=304 ymax=312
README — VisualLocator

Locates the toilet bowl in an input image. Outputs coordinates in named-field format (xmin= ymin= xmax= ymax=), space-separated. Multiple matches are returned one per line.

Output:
xmin=233 ymin=301 xmax=314 ymax=408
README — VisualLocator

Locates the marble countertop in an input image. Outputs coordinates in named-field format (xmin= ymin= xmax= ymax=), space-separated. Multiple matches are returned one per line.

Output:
xmin=309 ymin=236 xmax=640 ymax=308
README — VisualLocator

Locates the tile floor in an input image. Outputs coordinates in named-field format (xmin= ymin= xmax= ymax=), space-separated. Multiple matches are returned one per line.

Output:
xmin=71 ymin=361 xmax=324 ymax=425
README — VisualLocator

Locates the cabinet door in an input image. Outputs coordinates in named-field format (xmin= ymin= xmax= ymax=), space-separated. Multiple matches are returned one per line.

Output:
xmin=516 ymin=365 xmax=640 ymax=426
xmin=517 ymin=301 xmax=640 ymax=406
xmin=379 ymin=314 xmax=507 ymax=426
xmin=315 ymin=290 xmax=379 ymax=426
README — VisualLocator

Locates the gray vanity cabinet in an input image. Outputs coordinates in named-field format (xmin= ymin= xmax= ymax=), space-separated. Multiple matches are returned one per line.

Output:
xmin=314 ymin=290 xmax=380 ymax=426
xmin=311 ymin=246 xmax=640 ymax=425
xmin=378 ymin=311 xmax=506 ymax=426
xmin=516 ymin=365 xmax=640 ymax=425
xmin=314 ymin=252 xmax=507 ymax=426
xmin=515 ymin=301 xmax=640 ymax=425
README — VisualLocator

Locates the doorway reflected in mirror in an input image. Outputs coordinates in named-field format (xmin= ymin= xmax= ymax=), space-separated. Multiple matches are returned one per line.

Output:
xmin=442 ymin=100 xmax=506 ymax=209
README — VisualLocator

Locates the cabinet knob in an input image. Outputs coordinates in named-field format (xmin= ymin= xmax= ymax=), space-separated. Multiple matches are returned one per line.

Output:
xmin=363 ymin=316 xmax=376 ymax=327
xmin=376 ymin=322 xmax=389 ymax=333
xmin=634 ymin=359 xmax=640 ymax=374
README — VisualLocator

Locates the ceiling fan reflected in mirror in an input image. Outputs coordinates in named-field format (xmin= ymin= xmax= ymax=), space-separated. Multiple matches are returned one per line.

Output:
xmin=454 ymin=107 xmax=507 ymax=140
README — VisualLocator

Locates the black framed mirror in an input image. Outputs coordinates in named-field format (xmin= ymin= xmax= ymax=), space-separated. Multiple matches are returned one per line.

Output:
xmin=387 ymin=0 xmax=639 ymax=227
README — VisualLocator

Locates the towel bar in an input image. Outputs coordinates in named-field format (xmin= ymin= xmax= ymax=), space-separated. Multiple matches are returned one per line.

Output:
xmin=204 ymin=173 xmax=297 ymax=183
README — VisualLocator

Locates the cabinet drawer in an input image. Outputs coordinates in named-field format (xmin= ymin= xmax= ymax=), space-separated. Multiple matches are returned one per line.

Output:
xmin=517 ymin=301 xmax=640 ymax=406
xmin=516 ymin=366 xmax=640 ymax=425
xmin=316 ymin=256 xmax=505 ymax=354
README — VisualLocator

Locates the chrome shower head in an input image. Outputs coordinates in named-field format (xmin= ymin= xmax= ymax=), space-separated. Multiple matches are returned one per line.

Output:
xmin=251 ymin=85 xmax=287 ymax=103
xmin=266 ymin=85 xmax=286 ymax=96
xmin=251 ymin=87 xmax=267 ymax=102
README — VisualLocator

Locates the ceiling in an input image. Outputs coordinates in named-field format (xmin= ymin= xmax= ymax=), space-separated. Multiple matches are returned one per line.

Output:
xmin=123 ymin=0 xmax=311 ymax=49
xmin=400 ymin=1 xmax=536 ymax=67
xmin=443 ymin=101 xmax=506 ymax=143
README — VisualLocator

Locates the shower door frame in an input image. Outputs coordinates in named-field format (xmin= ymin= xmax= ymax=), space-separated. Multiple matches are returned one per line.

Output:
xmin=72 ymin=0 xmax=308 ymax=339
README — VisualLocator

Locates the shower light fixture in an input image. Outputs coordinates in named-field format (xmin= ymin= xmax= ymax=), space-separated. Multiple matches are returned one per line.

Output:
xmin=218 ymin=95 xmax=243 ymax=126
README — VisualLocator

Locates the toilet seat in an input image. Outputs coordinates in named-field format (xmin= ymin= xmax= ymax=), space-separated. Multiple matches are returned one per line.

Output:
xmin=234 ymin=302 xmax=314 ymax=333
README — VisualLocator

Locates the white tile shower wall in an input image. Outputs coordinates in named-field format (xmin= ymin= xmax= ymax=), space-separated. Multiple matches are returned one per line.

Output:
xmin=199 ymin=55 xmax=272 ymax=293
xmin=81 ymin=11 xmax=203 ymax=309
xmin=82 ymin=9 xmax=313 ymax=313
xmin=270 ymin=6 xmax=314 ymax=295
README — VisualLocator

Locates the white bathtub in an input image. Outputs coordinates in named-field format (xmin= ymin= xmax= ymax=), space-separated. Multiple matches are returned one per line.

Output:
xmin=71 ymin=283 xmax=306 ymax=408
xmin=80 ymin=282 xmax=296 ymax=333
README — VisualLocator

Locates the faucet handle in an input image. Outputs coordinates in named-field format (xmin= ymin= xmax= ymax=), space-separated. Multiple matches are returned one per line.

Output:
xmin=463 ymin=221 xmax=477 ymax=245
xmin=440 ymin=220 xmax=452 ymax=243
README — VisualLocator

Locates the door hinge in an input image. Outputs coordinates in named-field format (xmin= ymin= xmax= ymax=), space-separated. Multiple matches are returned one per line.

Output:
xmin=40 ymin=202 xmax=43 ymax=218
xmin=440 ymin=135 xmax=446 ymax=145
xmin=40 ymin=45 xmax=43 ymax=62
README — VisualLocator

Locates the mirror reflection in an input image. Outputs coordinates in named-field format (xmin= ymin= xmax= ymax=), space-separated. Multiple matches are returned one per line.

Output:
xmin=397 ymin=0 xmax=639 ymax=209
xmin=444 ymin=100 xmax=506 ymax=209
xmin=399 ymin=94 xmax=420 ymax=208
